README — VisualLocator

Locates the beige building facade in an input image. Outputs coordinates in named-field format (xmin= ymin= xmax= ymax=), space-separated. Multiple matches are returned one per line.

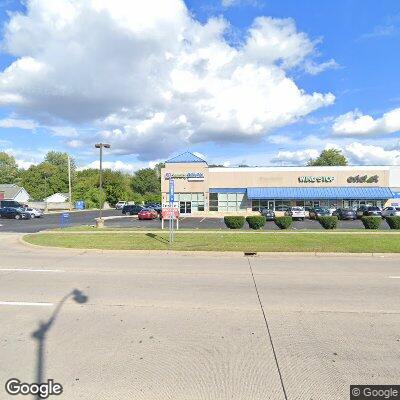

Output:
xmin=161 ymin=152 xmax=400 ymax=215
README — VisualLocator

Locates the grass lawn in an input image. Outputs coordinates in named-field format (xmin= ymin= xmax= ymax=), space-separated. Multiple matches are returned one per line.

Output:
xmin=24 ymin=232 xmax=400 ymax=253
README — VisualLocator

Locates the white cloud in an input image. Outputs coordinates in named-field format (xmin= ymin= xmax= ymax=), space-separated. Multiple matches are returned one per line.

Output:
xmin=332 ymin=107 xmax=400 ymax=136
xmin=344 ymin=142 xmax=400 ymax=165
xmin=66 ymin=139 xmax=83 ymax=148
xmin=0 ymin=0 xmax=334 ymax=160
xmin=49 ymin=126 xmax=78 ymax=137
xmin=271 ymin=141 xmax=400 ymax=166
xmin=79 ymin=160 xmax=144 ymax=174
xmin=0 ymin=118 xmax=37 ymax=130
xmin=304 ymin=59 xmax=339 ymax=75
xmin=271 ymin=148 xmax=319 ymax=165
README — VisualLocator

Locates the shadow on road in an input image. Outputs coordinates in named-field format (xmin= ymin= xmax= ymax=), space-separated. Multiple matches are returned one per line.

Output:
xmin=31 ymin=289 xmax=88 ymax=399
xmin=145 ymin=232 xmax=169 ymax=244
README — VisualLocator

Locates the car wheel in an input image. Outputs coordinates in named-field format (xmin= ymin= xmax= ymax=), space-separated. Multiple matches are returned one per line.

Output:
xmin=14 ymin=214 xmax=21 ymax=220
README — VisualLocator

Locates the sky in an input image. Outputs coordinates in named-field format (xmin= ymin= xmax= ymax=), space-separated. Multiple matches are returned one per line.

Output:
xmin=0 ymin=0 xmax=399 ymax=172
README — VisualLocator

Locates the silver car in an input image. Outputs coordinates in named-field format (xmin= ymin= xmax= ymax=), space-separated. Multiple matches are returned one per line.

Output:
xmin=382 ymin=206 xmax=400 ymax=218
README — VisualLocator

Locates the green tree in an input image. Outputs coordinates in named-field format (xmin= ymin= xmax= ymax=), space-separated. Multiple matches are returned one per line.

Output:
xmin=44 ymin=151 xmax=75 ymax=170
xmin=307 ymin=149 xmax=348 ymax=166
xmin=0 ymin=152 xmax=19 ymax=184
xmin=131 ymin=168 xmax=160 ymax=195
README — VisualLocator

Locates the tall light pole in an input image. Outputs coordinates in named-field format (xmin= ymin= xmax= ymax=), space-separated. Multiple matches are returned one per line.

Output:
xmin=94 ymin=143 xmax=111 ymax=220
xmin=67 ymin=155 xmax=72 ymax=211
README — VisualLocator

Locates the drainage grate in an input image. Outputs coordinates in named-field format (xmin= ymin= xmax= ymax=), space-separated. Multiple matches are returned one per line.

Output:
xmin=244 ymin=252 xmax=257 ymax=256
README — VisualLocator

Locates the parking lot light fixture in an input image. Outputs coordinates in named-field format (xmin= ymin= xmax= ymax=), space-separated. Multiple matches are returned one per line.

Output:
xmin=94 ymin=143 xmax=111 ymax=221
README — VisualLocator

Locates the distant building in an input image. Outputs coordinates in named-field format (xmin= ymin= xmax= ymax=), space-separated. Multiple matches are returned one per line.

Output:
xmin=44 ymin=193 xmax=69 ymax=203
xmin=0 ymin=184 xmax=30 ymax=204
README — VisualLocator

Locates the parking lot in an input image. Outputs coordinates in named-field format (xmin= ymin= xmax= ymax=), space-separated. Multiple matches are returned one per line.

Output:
xmin=0 ymin=210 xmax=394 ymax=232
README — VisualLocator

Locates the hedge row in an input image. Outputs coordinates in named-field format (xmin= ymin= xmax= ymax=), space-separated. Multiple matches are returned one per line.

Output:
xmin=223 ymin=215 xmax=400 ymax=230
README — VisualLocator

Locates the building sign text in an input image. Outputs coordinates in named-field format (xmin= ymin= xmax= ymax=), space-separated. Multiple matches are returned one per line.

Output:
xmin=298 ymin=176 xmax=334 ymax=183
xmin=165 ymin=172 xmax=204 ymax=181
xmin=347 ymin=175 xmax=379 ymax=184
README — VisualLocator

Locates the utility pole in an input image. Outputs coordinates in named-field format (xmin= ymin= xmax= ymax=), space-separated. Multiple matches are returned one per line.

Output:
xmin=68 ymin=155 xmax=72 ymax=211
xmin=94 ymin=143 xmax=111 ymax=222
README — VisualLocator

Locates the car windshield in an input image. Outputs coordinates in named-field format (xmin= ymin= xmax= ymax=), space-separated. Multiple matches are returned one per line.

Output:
xmin=368 ymin=207 xmax=380 ymax=211
xmin=292 ymin=207 xmax=304 ymax=211
xmin=342 ymin=208 xmax=354 ymax=212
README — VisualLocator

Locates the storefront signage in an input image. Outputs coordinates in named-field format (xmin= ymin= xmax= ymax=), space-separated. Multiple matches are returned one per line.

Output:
xmin=347 ymin=175 xmax=379 ymax=184
xmin=298 ymin=176 xmax=334 ymax=183
xmin=165 ymin=172 xmax=204 ymax=181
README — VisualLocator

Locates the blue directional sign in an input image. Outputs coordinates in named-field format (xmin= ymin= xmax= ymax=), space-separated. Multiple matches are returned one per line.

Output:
xmin=60 ymin=212 xmax=70 ymax=229
xmin=169 ymin=179 xmax=175 ymax=203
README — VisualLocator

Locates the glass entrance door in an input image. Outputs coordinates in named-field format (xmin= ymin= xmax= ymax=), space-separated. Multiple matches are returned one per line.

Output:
xmin=180 ymin=201 xmax=191 ymax=214
xmin=267 ymin=201 xmax=274 ymax=210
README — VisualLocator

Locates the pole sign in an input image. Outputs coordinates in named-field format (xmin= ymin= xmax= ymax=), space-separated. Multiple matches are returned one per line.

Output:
xmin=60 ymin=212 xmax=70 ymax=229
xmin=169 ymin=178 xmax=175 ymax=203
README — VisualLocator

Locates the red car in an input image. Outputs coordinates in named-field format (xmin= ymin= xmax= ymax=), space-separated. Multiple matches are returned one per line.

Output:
xmin=138 ymin=208 xmax=158 ymax=220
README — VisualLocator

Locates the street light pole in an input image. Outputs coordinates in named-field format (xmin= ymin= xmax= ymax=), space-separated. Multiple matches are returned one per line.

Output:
xmin=95 ymin=143 xmax=111 ymax=222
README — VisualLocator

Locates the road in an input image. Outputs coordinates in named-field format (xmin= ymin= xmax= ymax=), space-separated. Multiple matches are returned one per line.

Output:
xmin=0 ymin=234 xmax=399 ymax=399
xmin=0 ymin=210 xmax=392 ymax=232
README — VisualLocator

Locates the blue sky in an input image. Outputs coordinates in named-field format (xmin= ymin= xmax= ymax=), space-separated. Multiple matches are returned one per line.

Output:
xmin=0 ymin=0 xmax=399 ymax=171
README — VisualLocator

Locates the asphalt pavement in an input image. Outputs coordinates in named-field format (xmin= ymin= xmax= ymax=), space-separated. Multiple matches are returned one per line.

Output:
xmin=0 ymin=233 xmax=399 ymax=399
xmin=0 ymin=209 xmax=392 ymax=232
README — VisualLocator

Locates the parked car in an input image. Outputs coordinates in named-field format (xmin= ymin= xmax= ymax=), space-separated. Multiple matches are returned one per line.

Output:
xmin=332 ymin=208 xmax=357 ymax=220
xmin=122 ymin=204 xmax=143 ymax=215
xmin=115 ymin=201 xmax=127 ymax=210
xmin=145 ymin=203 xmax=162 ymax=214
xmin=138 ymin=208 xmax=158 ymax=220
xmin=0 ymin=200 xmax=23 ymax=208
xmin=382 ymin=206 xmax=400 ymax=218
xmin=260 ymin=208 xmax=275 ymax=221
xmin=362 ymin=206 xmax=382 ymax=217
xmin=275 ymin=205 xmax=290 ymax=212
xmin=0 ymin=207 xmax=31 ymax=220
xmin=23 ymin=207 xmax=44 ymax=218
xmin=356 ymin=205 xmax=369 ymax=218
xmin=285 ymin=206 xmax=305 ymax=220
xmin=308 ymin=207 xmax=331 ymax=220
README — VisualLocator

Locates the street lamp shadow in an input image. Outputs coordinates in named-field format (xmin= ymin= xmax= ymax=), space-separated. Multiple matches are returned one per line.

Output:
xmin=31 ymin=289 xmax=88 ymax=400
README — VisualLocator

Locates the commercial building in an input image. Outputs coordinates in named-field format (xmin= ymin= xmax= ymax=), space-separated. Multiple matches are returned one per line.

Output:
xmin=161 ymin=152 xmax=400 ymax=215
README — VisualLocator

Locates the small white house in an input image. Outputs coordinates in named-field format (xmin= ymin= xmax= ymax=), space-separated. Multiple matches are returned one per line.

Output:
xmin=0 ymin=184 xmax=30 ymax=203
xmin=44 ymin=193 xmax=69 ymax=203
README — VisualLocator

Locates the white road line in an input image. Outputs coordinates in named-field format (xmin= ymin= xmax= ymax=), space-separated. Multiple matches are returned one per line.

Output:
xmin=389 ymin=276 xmax=400 ymax=279
xmin=199 ymin=217 xmax=206 ymax=223
xmin=0 ymin=268 xmax=64 ymax=273
xmin=0 ymin=301 xmax=53 ymax=307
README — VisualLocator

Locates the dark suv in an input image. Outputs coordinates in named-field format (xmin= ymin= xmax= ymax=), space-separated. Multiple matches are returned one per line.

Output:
xmin=122 ymin=204 xmax=143 ymax=215
xmin=0 ymin=207 xmax=31 ymax=220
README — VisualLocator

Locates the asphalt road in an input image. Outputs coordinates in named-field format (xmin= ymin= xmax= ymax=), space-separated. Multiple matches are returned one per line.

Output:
xmin=0 ymin=210 xmax=392 ymax=232
xmin=0 ymin=234 xmax=399 ymax=399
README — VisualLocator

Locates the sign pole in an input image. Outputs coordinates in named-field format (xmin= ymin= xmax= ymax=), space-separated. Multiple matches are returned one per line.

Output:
xmin=169 ymin=179 xmax=175 ymax=246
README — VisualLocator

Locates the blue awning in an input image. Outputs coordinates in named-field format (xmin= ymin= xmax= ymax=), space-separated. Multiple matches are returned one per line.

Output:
xmin=247 ymin=187 xmax=393 ymax=200
xmin=209 ymin=188 xmax=246 ymax=194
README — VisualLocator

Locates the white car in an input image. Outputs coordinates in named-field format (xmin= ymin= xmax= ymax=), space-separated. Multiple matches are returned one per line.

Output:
xmin=23 ymin=207 xmax=44 ymax=218
xmin=382 ymin=206 xmax=400 ymax=218
xmin=115 ymin=201 xmax=128 ymax=210
xmin=285 ymin=206 xmax=306 ymax=220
